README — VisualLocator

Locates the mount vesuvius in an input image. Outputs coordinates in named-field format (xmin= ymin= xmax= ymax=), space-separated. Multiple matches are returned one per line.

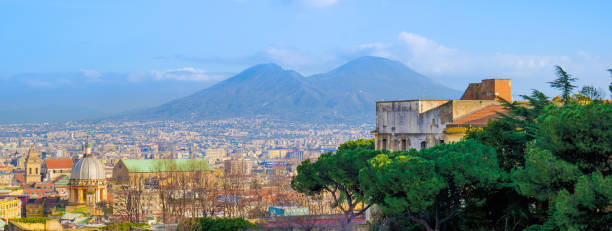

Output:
xmin=125 ymin=56 xmax=461 ymax=123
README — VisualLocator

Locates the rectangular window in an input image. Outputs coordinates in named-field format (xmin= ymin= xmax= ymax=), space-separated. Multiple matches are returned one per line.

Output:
xmin=401 ymin=139 xmax=407 ymax=151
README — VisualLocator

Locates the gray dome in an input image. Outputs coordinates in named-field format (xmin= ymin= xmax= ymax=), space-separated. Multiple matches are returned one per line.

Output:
xmin=70 ymin=156 xmax=105 ymax=180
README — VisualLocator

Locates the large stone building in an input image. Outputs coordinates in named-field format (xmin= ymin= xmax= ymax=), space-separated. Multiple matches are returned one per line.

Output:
xmin=24 ymin=147 xmax=41 ymax=184
xmin=111 ymin=158 xmax=214 ymax=218
xmin=41 ymin=158 xmax=73 ymax=182
xmin=224 ymin=158 xmax=253 ymax=176
xmin=373 ymin=79 xmax=510 ymax=151
xmin=68 ymin=137 xmax=107 ymax=207
xmin=112 ymin=158 xmax=213 ymax=188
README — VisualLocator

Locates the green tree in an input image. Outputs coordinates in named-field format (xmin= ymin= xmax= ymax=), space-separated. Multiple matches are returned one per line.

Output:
xmin=291 ymin=139 xmax=378 ymax=230
xmin=360 ymin=140 xmax=504 ymax=231
xmin=549 ymin=66 xmax=578 ymax=105
xmin=512 ymin=102 xmax=612 ymax=230
xmin=466 ymin=90 xmax=550 ymax=171
xmin=536 ymin=101 xmax=612 ymax=175
xmin=177 ymin=217 xmax=256 ymax=231
xmin=512 ymin=148 xmax=580 ymax=201
xmin=578 ymin=85 xmax=602 ymax=100
xmin=608 ymin=68 xmax=612 ymax=95
xmin=550 ymin=172 xmax=612 ymax=230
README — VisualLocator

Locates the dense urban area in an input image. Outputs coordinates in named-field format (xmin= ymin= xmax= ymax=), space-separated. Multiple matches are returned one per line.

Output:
xmin=0 ymin=66 xmax=610 ymax=231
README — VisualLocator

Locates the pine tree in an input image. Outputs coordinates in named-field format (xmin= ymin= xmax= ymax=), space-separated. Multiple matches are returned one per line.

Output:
xmin=549 ymin=66 xmax=577 ymax=104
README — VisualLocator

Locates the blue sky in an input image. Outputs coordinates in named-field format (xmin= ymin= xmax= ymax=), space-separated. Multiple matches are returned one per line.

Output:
xmin=1 ymin=0 xmax=611 ymax=108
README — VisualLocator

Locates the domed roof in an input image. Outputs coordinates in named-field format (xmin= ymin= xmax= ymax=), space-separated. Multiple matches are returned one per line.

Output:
xmin=70 ymin=156 xmax=105 ymax=180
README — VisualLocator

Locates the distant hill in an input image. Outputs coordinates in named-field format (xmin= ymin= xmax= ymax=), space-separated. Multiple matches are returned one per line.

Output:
xmin=127 ymin=56 xmax=461 ymax=123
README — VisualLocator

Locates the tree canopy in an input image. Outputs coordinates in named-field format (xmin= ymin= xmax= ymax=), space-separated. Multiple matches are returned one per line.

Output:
xmin=291 ymin=139 xmax=379 ymax=229
xmin=359 ymin=140 xmax=504 ymax=231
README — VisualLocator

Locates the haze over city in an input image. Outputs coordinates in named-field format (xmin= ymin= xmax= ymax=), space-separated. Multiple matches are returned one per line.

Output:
xmin=0 ymin=1 xmax=610 ymax=231
xmin=1 ymin=0 xmax=611 ymax=122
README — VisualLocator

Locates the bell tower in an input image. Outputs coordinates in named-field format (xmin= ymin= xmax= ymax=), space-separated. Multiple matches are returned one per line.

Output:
xmin=25 ymin=146 xmax=42 ymax=184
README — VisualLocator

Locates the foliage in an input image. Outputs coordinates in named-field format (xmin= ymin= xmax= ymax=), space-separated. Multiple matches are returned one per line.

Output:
xmin=11 ymin=217 xmax=51 ymax=224
xmin=177 ymin=217 xmax=256 ymax=231
xmin=549 ymin=65 xmax=578 ymax=104
xmin=359 ymin=140 xmax=504 ymax=231
xmin=609 ymin=68 xmax=612 ymax=95
xmin=536 ymin=101 xmax=612 ymax=175
xmin=550 ymin=172 xmax=612 ymax=230
xmin=102 ymin=222 xmax=149 ymax=231
xmin=291 ymin=139 xmax=379 ymax=227
xmin=467 ymin=90 xmax=550 ymax=171
xmin=578 ymin=85 xmax=602 ymax=100
xmin=512 ymin=147 xmax=580 ymax=201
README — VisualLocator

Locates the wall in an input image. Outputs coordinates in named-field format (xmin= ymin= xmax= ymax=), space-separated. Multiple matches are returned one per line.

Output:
xmin=374 ymin=99 xmax=500 ymax=152
xmin=374 ymin=100 xmax=452 ymax=151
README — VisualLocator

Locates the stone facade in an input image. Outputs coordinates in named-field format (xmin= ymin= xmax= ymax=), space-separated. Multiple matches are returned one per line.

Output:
xmin=374 ymin=79 xmax=511 ymax=152
xmin=24 ymin=147 xmax=41 ymax=184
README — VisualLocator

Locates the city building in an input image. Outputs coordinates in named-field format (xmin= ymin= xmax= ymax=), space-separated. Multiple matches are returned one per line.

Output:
xmin=41 ymin=158 xmax=73 ymax=182
xmin=223 ymin=158 xmax=253 ymax=176
xmin=0 ymin=166 xmax=13 ymax=186
xmin=0 ymin=197 xmax=21 ymax=218
xmin=23 ymin=182 xmax=55 ymax=199
xmin=269 ymin=206 xmax=309 ymax=216
xmin=68 ymin=137 xmax=107 ymax=207
xmin=373 ymin=79 xmax=511 ymax=151
xmin=24 ymin=147 xmax=41 ymax=184
xmin=205 ymin=148 xmax=227 ymax=163
xmin=112 ymin=158 xmax=213 ymax=188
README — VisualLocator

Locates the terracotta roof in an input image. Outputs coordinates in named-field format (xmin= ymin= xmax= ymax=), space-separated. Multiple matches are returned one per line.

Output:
xmin=44 ymin=158 xmax=73 ymax=169
xmin=449 ymin=105 xmax=507 ymax=127
xmin=13 ymin=172 xmax=24 ymax=184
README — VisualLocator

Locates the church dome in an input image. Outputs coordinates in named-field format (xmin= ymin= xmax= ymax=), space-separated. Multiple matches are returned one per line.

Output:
xmin=70 ymin=156 xmax=105 ymax=180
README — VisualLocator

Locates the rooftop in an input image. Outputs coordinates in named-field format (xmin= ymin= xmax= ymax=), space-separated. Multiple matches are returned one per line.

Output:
xmin=120 ymin=158 xmax=213 ymax=173
xmin=44 ymin=158 xmax=73 ymax=169
xmin=448 ymin=105 xmax=507 ymax=128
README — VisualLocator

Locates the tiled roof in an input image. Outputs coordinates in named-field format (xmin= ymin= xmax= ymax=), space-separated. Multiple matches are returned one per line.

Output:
xmin=449 ymin=105 xmax=507 ymax=127
xmin=44 ymin=158 xmax=73 ymax=169
xmin=13 ymin=172 xmax=24 ymax=184
xmin=120 ymin=158 xmax=212 ymax=173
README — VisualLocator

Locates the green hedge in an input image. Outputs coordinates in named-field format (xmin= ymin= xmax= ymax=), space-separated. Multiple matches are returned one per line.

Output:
xmin=102 ymin=222 xmax=148 ymax=231
xmin=178 ymin=218 xmax=256 ymax=231
xmin=11 ymin=217 xmax=51 ymax=224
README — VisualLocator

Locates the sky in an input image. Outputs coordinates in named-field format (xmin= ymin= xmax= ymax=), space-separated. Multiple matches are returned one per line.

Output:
xmin=1 ymin=0 xmax=611 ymax=121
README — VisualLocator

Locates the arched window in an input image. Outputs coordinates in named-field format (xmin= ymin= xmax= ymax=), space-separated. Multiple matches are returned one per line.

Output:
xmin=420 ymin=141 xmax=427 ymax=149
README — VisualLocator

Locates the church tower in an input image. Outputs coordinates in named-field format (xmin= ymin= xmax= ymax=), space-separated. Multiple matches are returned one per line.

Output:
xmin=25 ymin=146 xmax=42 ymax=184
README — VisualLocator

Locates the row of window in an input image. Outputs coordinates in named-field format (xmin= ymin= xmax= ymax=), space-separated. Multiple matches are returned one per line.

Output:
xmin=380 ymin=139 xmax=445 ymax=150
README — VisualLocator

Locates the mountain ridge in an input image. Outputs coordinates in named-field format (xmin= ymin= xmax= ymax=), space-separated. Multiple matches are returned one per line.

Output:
xmin=126 ymin=56 xmax=461 ymax=123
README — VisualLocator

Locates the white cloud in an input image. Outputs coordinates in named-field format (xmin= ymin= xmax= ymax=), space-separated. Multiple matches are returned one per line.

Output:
xmin=299 ymin=0 xmax=337 ymax=8
xmin=356 ymin=32 xmax=611 ymax=96
xmin=80 ymin=69 xmax=102 ymax=80
xmin=129 ymin=68 xmax=227 ymax=82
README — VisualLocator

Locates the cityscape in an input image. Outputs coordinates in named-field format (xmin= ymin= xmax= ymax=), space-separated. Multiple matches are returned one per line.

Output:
xmin=0 ymin=1 xmax=610 ymax=231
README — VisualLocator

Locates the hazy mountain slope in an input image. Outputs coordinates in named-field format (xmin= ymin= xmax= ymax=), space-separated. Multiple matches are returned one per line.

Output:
xmin=129 ymin=56 xmax=462 ymax=123
xmin=307 ymin=56 xmax=460 ymax=119
xmin=134 ymin=64 xmax=328 ymax=121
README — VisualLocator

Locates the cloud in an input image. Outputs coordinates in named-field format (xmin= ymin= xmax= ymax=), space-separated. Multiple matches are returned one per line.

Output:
xmin=299 ymin=0 xmax=337 ymax=8
xmin=80 ymin=69 xmax=102 ymax=79
xmin=128 ymin=67 xmax=227 ymax=82
xmin=355 ymin=32 xmax=611 ymax=96
xmin=174 ymin=47 xmax=339 ymax=75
